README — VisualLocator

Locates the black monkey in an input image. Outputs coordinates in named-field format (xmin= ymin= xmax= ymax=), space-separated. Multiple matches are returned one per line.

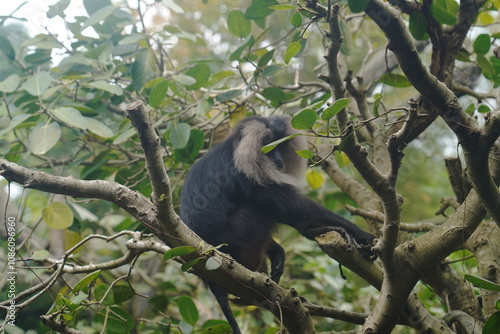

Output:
xmin=180 ymin=116 xmax=376 ymax=333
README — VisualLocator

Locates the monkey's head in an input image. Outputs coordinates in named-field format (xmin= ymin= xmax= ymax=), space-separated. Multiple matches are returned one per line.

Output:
xmin=233 ymin=116 xmax=307 ymax=186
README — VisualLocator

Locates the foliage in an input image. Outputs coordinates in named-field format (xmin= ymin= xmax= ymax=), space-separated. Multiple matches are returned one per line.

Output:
xmin=0 ymin=0 xmax=499 ymax=333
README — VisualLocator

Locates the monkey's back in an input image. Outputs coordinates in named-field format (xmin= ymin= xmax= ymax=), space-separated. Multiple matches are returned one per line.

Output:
xmin=180 ymin=135 xmax=275 ymax=252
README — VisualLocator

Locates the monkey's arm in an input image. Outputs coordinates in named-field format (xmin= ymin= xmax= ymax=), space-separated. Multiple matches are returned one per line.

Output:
xmin=253 ymin=183 xmax=376 ymax=260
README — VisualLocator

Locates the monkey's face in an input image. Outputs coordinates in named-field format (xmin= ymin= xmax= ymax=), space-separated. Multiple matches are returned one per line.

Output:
xmin=261 ymin=121 xmax=289 ymax=171
xmin=267 ymin=146 xmax=285 ymax=170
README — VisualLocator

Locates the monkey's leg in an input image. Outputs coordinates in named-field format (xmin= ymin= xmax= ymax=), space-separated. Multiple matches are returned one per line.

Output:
xmin=266 ymin=239 xmax=285 ymax=283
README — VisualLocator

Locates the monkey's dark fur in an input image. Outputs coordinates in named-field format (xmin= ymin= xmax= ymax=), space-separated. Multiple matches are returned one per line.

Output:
xmin=180 ymin=116 xmax=376 ymax=333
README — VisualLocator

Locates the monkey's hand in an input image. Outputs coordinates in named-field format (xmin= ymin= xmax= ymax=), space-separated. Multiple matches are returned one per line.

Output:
xmin=353 ymin=237 xmax=377 ymax=261
xmin=308 ymin=226 xmax=377 ymax=261
xmin=347 ymin=232 xmax=377 ymax=261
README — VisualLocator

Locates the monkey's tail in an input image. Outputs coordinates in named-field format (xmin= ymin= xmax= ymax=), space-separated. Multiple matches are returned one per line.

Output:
xmin=207 ymin=282 xmax=242 ymax=334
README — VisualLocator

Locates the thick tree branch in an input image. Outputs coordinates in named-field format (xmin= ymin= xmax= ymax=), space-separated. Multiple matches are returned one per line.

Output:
xmin=443 ymin=311 xmax=483 ymax=334
xmin=386 ymin=99 xmax=418 ymax=186
xmin=315 ymin=231 xmax=452 ymax=333
xmin=126 ymin=101 xmax=176 ymax=222
xmin=464 ymin=220 xmax=500 ymax=316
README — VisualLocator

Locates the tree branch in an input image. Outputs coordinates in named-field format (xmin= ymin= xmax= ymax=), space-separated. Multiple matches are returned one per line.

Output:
xmin=364 ymin=0 xmax=500 ymax=228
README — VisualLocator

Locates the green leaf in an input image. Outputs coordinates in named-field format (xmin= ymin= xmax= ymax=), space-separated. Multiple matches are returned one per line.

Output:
xmin=335 ymin=151 xmax=352 ymax=167
xmin=95 ymin=283 xmax=114 ymax=305
xmin=484 ymin=312 xmax=500 ymax=334
xmin=175 ymin=129 xmax=205 ymax=161
xmin=113 ymin=127 xmax=136 ymax=145
xmin=21 ymin=34 xmax=60 ymax=50
xmin=478 ymin=104 xmax=491 ymax=113
xmin=175 ymin=296 xmax=199 ymax=326
xmin=430 ymin=0 xmax=457 ymax=25
xmin=348 ymin=0 xmax=369 ymax=13
xmin=96 ymin=306 xmax=134 ymax=332
xmin=172 ymin=74 xmax=196 ymax=86
xmin=144 ymin=77 xmax=165 ymax=89
xmin=339 ymin=21 xmax=352 ymax=55
xmin=257 ymin=49 xmax=275 ymax=68
xmin=372 ymin=93 xmax=382 ymax=117
xmin=149 ymin=79 xmax=169 ymax=108
xmin=296 ymin=149 xmax=313 ymax=159
xmin=409 ymin=10 xmax=428 ymax=40
xmin=83 ymin=0 xmax=112 ymax=15
xmin=85 ymin=117 xmax=114 ymax=138
xmin=284 ymin=41 xmax=302 ymax=64
xmin=306 ymin=169 xmax=324 ymax=189
xmin=169 ymin=122 xmax=191 ymax=149
xmin=84 ymin=42 xmax=112 ymax=62
xmin=211 ymin=70 xmax=235 ymax=83
xmin=29 ymin=122 xmax=62 ymax=154
xmin=82 ymin=5 xmax=117 ymax=29
xmin=245 ymin=0 xmax=278 ymax=19
xmin=0 ymin=36 xmax=15 ymax=60
xmin=227 ymin=10 xmax=251 ymax=38
xmin=131 ymin=49 xmax=156 ymax=91
xmin=229 ymin=36 xmax=254 ymax=61
xmin=200 ymin=324 xmax=233 ymax=333
xmin=473 ymin=34 xmax=491 ymax=55
xmin=464 ymin=103 xmax=475 ymax=115
xmin=164 ymin=25 xmax=197 ymax=42
xmin=261 ymin=87 xmax=291 ymax=106
xmin=185 ymin=63 xmax=211 ymax=90
xmin=52 ymin=107 xmax=88 ymax=130
xmin=164 ymin=0 xmax=184 ymax=14
xmin=380 ymin=73 xmax=412 ymax=87
xmin=181 ymin=257 xmax=202 ymax=271
xmin=0 ymin=139 xmax=10 ymax=155
xmin=0 ymin=114 xmax=33 ymax=138
xmin=87 ymin=80 xmax=123 ymax=95
xmin=25 ymin=49 xmax=52 ymax=64
xmin=477 ymin=55 xmax=495 ymax=76
xmin=112 ymin=285 xmax=135 ymax=303
xmin=119 ymin=34 xmax=147 ymax=45
xmin=321 ymin=98 xmax=350 ymax=120
xmin=42 ymin=202 xmax=74 ymax=229
xmin=0 ymin=74 xmax=20 ymax=93
xmin=465 ymin=275 xmax=500 ymax=291
xmin=47 ymin=0 xmax=71 ymax=18
xmin=197 ymin=97 xmax=213 ymax=116
xmin=164 ymin=246 xmax=198 ymax=261
xmin=216 ymin=89 xmax=243 ymax=102
xmin=262 ymin=65 xmax=282 ymax=78
xmin=32 ymin=250 xmax=51 ymax=261
xmin=290 ymin=12 xmax=302 ymax=27
xmin=74 ymin=271 xmax=101 ymax=293
xmin=71 ymin=292 xmax=88 ymax=305
xmin=269 ymin=5 xmax=295 ymax=10
xmin=21 ymin=71 xmax=52 ymax=96
xmin=261 ymin=133 xmax=301 ymax=153
xmin=291 ymin=109 xmax=317 ymax=130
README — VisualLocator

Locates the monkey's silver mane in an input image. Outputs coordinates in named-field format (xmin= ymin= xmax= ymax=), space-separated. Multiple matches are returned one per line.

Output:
xmin=233 ymin=117 xmax=307 ymax=186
